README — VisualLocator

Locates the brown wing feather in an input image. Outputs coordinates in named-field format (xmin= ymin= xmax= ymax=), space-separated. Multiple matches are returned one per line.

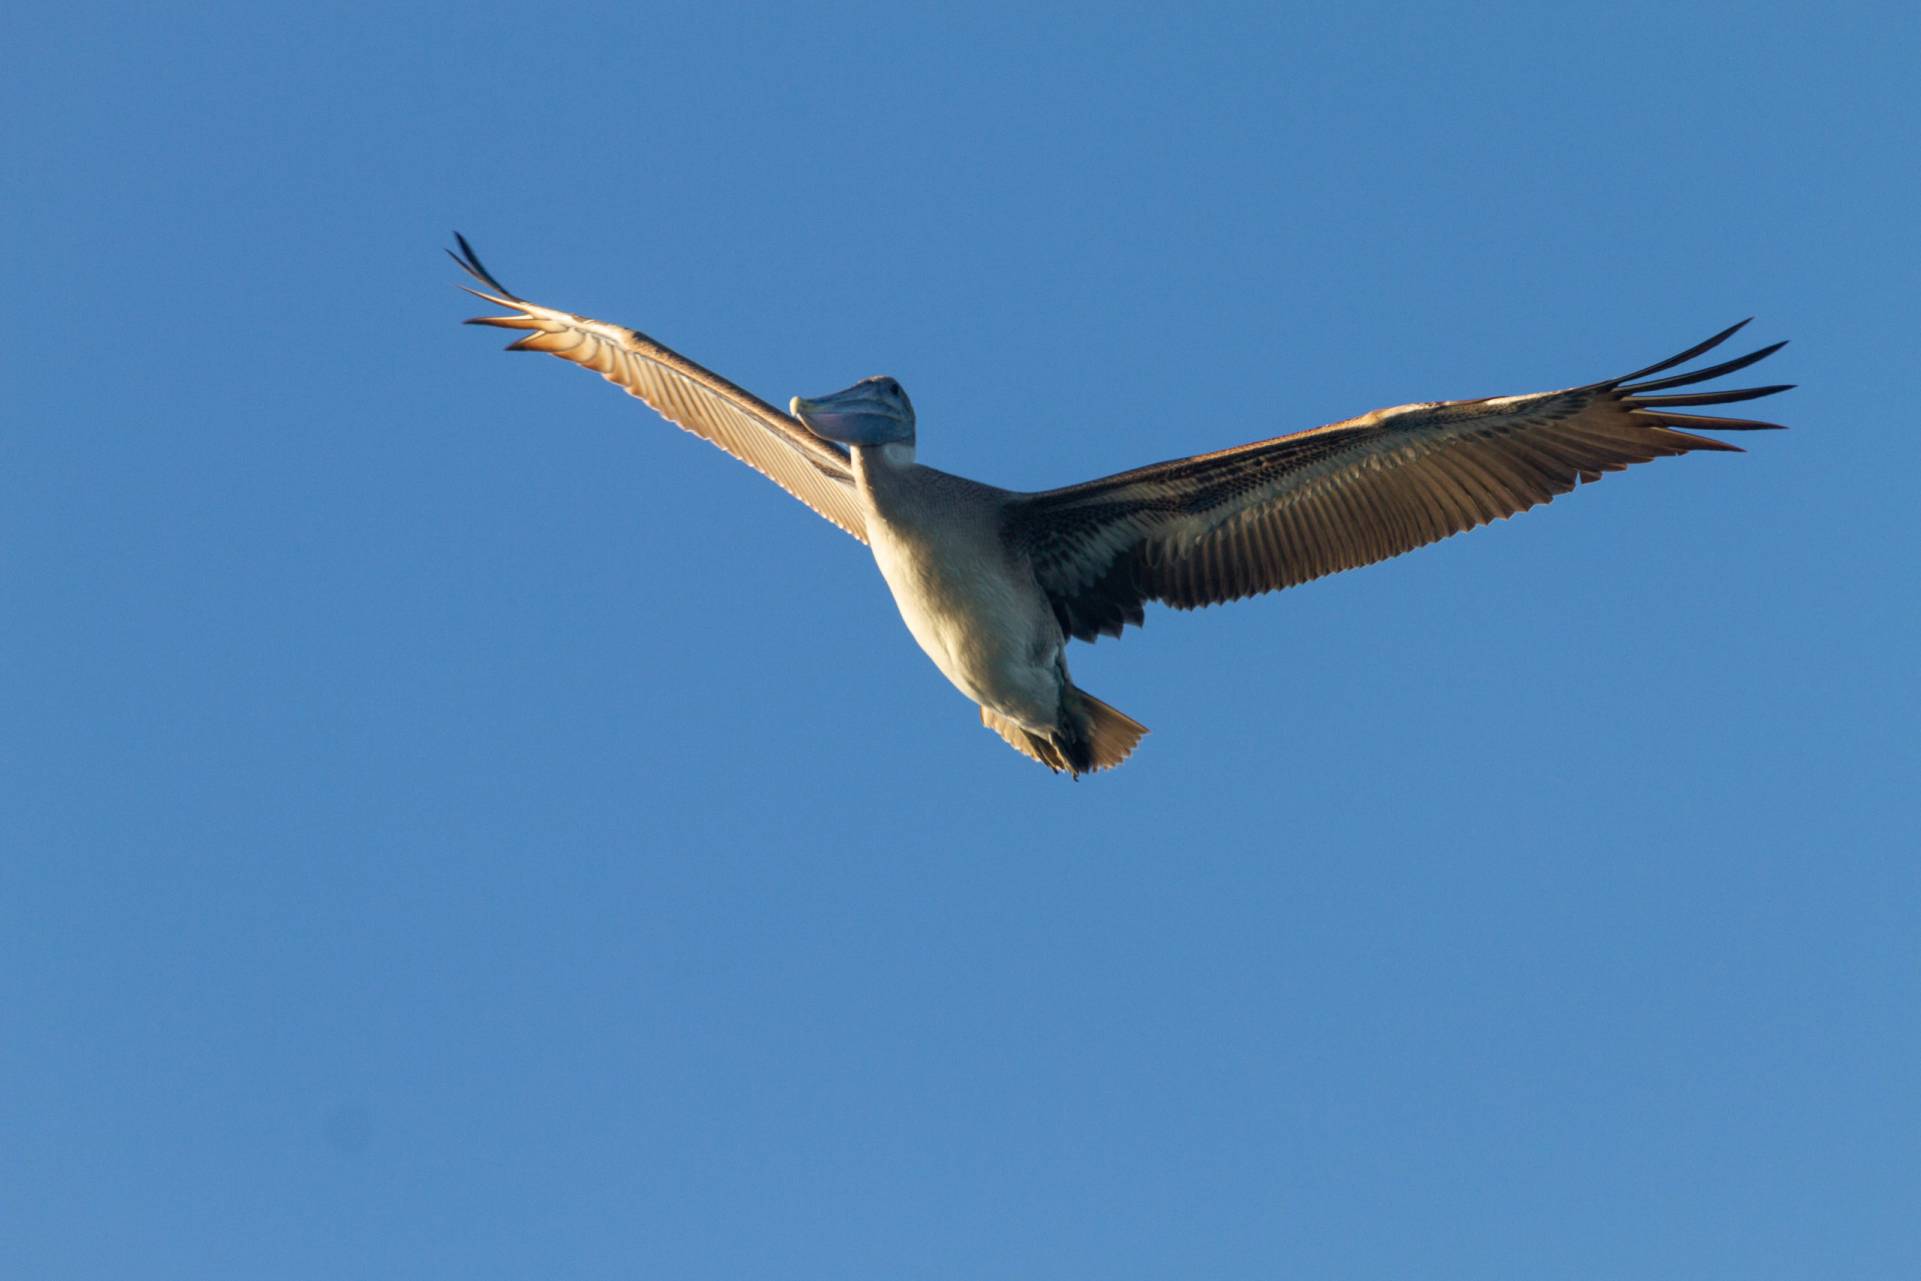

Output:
xmin=450 ymin=235 xmax=867 ymax=543
xmin=1012 ymin=322 xmax=1789 ymax=642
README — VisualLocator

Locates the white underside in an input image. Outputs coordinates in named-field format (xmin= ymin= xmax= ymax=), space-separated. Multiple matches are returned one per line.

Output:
xmin=856 ymin=452 xmax=1065 ymax=733
xmin=869 ymin=534 xmax=1063 ymax=730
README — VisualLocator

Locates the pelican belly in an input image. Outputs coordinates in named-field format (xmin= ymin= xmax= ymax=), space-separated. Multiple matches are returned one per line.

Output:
xmin=856 ymin=453 xmax=1063 ymax=730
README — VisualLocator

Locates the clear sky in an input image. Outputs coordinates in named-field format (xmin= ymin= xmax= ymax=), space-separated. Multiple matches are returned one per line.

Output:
xmin=6 ymin=2 xmax=1918 ymax=1277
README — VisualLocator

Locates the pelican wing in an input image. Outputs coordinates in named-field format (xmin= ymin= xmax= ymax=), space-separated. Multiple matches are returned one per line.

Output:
xmin=1010 ymin=322 xmax=1789 ymax=642
xmin=451 ymin=236 xmax=867 ymax=542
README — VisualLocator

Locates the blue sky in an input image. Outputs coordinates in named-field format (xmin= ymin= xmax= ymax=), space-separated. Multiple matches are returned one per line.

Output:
xmin=5 ymin=2 xmax=1917 ymax=1277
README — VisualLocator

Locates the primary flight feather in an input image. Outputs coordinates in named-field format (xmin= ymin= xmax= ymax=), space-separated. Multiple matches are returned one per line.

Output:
xmin=451 ymin=235 xmax=1789 ymax=776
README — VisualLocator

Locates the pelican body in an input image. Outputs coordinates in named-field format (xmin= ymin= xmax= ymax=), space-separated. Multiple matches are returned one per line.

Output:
xmin=855 ymin=447 xmax=1063 ymax=730
xmin=832 ymin=429 xmax=1142 ymax=774
xmin=450 ymin=236 xmax=1789 ymax=776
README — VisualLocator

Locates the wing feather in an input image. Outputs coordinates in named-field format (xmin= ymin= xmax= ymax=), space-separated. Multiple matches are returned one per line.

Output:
xmin=450 ymin=235 xmax=866 ymax=542
xmin=1010 ymin=323 xmax=1789 ymax=641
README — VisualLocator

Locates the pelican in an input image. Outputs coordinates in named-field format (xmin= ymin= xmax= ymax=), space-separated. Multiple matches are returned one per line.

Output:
xmin=449 ymin=236 xmax=1789 ymax=776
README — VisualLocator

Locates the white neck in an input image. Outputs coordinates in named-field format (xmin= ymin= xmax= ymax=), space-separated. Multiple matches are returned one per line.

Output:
xmin=854 ymin=441 xmax=918 ymax=475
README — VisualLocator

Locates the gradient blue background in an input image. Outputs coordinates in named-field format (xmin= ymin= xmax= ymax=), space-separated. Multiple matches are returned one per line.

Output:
xmin=6 ymin=3 xmax=1917 ymax=1277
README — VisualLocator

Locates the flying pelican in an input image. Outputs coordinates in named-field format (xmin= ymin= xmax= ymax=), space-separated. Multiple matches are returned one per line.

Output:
xmin=449 ymin=236 xmax=1789 ymax=776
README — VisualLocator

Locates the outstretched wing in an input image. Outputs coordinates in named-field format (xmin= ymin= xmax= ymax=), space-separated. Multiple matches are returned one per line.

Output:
xmin=1009 ymin=322 xmax=1790 ymax=642
xmin=450 ymin=235 xmax=867 ymax=542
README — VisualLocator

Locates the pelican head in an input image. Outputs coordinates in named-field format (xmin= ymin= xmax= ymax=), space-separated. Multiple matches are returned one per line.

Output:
xmin=791 ymin=376 xmax=916 ymax=447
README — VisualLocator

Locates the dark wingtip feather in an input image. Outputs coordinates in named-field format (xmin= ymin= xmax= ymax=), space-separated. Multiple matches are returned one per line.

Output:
xmin=1632 ymin=409 xmax=1790 ymax=431
xmin=1611 ymin=319 xmax=1755 ymax=386
xmin=1632 ymin=383 xmax=1795 ymax=409
xmin=1622 ymin=340 xmax=1789 ymax=394
xmin=447 ymin=231 xmax=516 ymax=298
xmin=1658 ymin=429 xmax=1747 ymax=453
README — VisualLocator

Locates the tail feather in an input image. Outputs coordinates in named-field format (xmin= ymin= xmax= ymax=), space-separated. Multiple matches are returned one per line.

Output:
xmin=1075 ymin=689 xmax=1149 ymax=772
xmin=979 ymin=707 xmax=1071 ymax=772
xmin=979 ymin=686 xmax=1149 ymax=777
